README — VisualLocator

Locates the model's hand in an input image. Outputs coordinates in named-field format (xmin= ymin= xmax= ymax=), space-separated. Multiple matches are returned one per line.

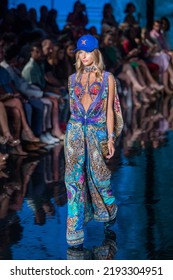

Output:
xmin=106 ymin=142 xmax=115 ymax=159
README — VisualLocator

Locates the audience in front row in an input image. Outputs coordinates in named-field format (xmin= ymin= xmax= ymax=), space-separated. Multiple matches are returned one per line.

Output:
xmin=0 ymin=0 xmax=173 ymax=164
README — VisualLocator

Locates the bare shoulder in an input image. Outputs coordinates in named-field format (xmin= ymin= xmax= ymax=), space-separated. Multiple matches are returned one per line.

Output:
xmin=68 ymin=73 xmax=77 ymax=86
xmin=68 ymin=73 xmax=76 ymax=80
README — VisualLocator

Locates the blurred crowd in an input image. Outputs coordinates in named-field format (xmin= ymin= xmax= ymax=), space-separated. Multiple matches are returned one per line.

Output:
xmin=0 ymin=1 xmax=173 ymax=255
xmin=0 ymin=1 xmax=173 ymax=158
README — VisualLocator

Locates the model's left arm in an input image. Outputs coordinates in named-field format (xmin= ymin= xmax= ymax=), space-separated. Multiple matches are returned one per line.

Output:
xmin=114 ymin=79 xmax=124 ymax=138
xmin=106 ymin=74 xmax=123 ymax=159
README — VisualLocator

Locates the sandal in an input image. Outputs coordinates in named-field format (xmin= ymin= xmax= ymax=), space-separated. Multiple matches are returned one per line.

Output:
xmin=3 ymin=182 xmax=21 ymax=191
xmin=2 ymin=132 xmax=21 ymax=147
xmin=22 ymin=129 xmax=40 ymax=143
xmin=0 ymin=136 xmax=8 ymax=145
xmin=7 ymin=138 xmax=20 ymax=147
xmin=59 ymin=134 xmax=65 ymax=141
xmin=0 ymin=153 xmax=9 ymax=162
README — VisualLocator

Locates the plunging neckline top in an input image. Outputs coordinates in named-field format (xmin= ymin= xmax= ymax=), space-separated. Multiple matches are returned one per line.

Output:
xmin=69 ymin=71 xmax=107 ymax=116
xmin=74 ymin=81 xmax=102 ymax=101
xmin=73 ymin=75 xmax=102 ymax=114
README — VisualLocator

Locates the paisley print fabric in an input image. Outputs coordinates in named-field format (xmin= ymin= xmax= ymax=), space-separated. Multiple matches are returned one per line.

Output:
xmin=65 ymin=71 xmax=123 ymax=246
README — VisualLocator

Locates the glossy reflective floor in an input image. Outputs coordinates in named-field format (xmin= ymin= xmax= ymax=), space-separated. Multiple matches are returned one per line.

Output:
xmin=0 ymin=96 xmax=173 ymax=260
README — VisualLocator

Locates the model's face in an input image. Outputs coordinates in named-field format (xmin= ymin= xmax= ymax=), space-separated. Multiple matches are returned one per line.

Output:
xmin=78 ymin=50 xmax=94 ymax=66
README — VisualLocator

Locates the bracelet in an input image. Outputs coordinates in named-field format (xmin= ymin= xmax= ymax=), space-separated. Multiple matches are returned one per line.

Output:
xmin=108 ymin=133 xmax=115 ymax=139
xmin=107 ymin=140 xmax=114 ymax=144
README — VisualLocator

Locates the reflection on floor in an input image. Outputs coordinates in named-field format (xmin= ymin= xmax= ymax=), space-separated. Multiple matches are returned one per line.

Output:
xmin=0 ymin=96 xmax=173 ymax=260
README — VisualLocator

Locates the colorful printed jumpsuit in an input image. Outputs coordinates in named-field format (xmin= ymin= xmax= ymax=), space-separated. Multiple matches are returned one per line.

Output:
xmin=65 ymin=71 xmax=123 ymax=246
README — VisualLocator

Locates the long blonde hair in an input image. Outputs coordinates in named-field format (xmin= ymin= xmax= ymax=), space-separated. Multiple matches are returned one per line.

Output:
xmin=75 ymin=49 xmax=105 ymax=82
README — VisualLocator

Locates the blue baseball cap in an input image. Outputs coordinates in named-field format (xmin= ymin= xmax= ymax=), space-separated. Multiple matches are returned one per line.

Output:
xmin=74 ymin=34 xmax=99 ymax=52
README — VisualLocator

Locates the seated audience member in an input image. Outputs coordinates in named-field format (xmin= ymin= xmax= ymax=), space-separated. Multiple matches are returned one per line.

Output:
xmin=0 ymin=44 xmax=46 ymax=142
xmin=22 ymin=41 xmax=65 ymax=140
xmin=0 ymin=101 xmax=20 ymax=147
xmin=101 ymin=3 xmax=118 ymax=29
xmin=1 ymin=44 xmax=59 ymax=145
xmin=66 ymin=1 xmax=88 ymax=28
xmin=45 ymin=9 xmax=60 ymax=39
xmin=100 ymin=31 xmax=151 ymax=105
xmin=42 ymin=39 xmax=70 ymax=123
xmin=0 ymin=41 xmax=47 ymax=151
xmin=0 ymin=65 xmax=40 ymax=142
xmin=38 ymin=5 xmax=49 ymax=32
xmin=140 ymin=27 xmax=173 ymax=94
xmin=121 ymin=27 xmax=164 ymax=94
xmin=42 ymin=39 xmax=64 ymax=88
xmin=64 ymin=40 xmax=76 ymax=78
xmin=13 ymin=3 xmax=33 ymax=34
xmin=123 ymin=2 xmax=140 ymax=27
xmin=28 ymin=8 xmax=39 ymax=30
xmin=150 ymin=20 xmax=169 ymax=52
xmin=149 ymin=21 xmax=173 ymax=94
xmin=51 ymin=44 xmax=67 ymax=87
